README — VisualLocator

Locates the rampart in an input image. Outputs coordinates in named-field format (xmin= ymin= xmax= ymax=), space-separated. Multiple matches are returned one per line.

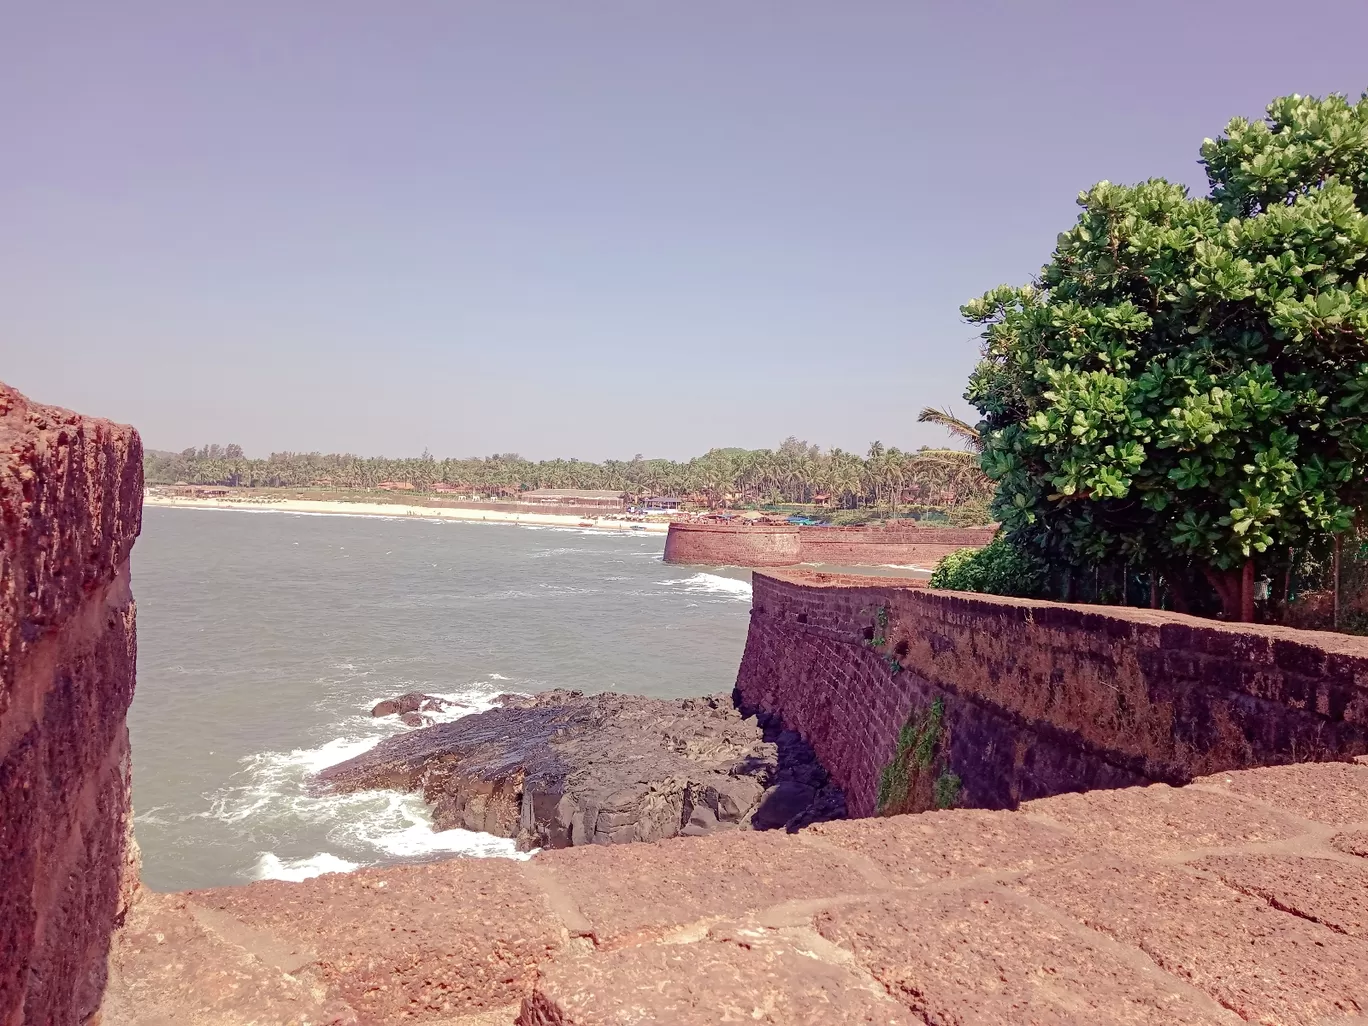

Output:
xmin=737 ymin=569 xmax=1368 ymax=817
xmin=663 ymin=521 xmax=996 ymax=567
xmin=0 ymin=383 xmax=143 ymax=1025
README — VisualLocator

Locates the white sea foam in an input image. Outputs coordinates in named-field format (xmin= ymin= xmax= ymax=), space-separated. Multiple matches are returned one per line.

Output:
xmin=661 ymin=573 xmax=753 ymax=599
xmin=133 ymin=805 xmax=175 ymax=826
xmin=351 ymin=794 xmax=526 ymax=859
xmin=252 ymin=851 xmax=360 ymax=881
xmin=209 ymin=686 xmax=523 ymax=879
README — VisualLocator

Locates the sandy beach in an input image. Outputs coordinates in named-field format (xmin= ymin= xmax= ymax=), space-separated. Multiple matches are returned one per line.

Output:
xmin=143 ymin=493 xmax=672 ymax=533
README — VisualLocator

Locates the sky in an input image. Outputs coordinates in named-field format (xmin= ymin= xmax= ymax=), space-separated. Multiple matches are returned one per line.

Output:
xmin=4 ymin=2 xmax=1367 ymax=461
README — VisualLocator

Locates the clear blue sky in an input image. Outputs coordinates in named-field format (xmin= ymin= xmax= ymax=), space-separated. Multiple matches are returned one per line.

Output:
xmin=4 ymin=2 xmax=1366 ymax=460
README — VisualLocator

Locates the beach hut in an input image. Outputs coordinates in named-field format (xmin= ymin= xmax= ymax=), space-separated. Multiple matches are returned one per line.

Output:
xmin=519 ymin=489 xmax=626 ymax=510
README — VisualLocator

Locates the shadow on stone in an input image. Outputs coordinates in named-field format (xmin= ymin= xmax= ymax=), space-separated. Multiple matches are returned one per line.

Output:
xmin=735 ymin=709 xmax=846 ymax=831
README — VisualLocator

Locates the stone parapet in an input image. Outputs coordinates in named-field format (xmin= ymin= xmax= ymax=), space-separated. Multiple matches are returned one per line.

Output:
xmin=737 ymin=569 xmax=1368 ymax=817
xmin=662 ymin=521 xmax=996 ymax=567
xmin=663 ymin=522 xmax=804 ymax=566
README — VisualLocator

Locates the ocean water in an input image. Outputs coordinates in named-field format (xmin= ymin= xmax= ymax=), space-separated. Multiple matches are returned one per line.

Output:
xmin=129 ymin=506 xmax=753 ymax=891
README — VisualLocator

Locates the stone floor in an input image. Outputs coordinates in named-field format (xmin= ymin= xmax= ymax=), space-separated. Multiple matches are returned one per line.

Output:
xmin=99 ymin=759 xmax=1368 ymax=1025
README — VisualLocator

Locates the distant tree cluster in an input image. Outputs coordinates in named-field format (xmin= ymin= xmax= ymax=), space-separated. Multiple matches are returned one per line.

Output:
xmin=143 ymin=436 xmax=993 ymax=514
xmin=962 ymin=92 xmax=1368 ymax=619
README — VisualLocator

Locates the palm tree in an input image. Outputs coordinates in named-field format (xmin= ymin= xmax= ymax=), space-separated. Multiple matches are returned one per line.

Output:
xmin=918 ymin=407 xmax=982 ymax=451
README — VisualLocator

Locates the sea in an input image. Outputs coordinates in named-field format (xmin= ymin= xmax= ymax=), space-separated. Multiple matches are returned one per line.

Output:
xmin=129 ymin=506 xmax=754 ymax=891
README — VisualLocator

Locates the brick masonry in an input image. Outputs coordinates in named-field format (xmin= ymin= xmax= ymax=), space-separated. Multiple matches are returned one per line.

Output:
xmin=736 ymin=569 xmax=1368 ymax=817
xmin=662 ymin=521 xmax=996 ymax=567
xmin=0 ymin=382 xmax=143 ymax=1026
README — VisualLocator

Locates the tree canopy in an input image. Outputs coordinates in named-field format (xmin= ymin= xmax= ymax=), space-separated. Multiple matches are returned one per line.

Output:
xmin=963 ymin=92 xmax=1368 ymax=616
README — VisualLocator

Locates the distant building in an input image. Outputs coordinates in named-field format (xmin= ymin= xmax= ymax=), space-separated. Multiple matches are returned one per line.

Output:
xmin=646 ymin=496 xmax=684 ymax=511
xmin=377 ymin=481 xmax=416 ymax=491
xmin=170 ymin=486 xmax=231 ymax=498
xmin=520 ymin=489 xmax=625 ymax=509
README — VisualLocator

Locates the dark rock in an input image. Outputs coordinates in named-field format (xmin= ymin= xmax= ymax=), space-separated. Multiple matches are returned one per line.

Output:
xmin=370 ymin=692 xmax=448 ymax=718
xmin=751 ymin=782 xmax=818 ymax=830
xmin=680 ymin=805 xmax=719 ymax=837
xmin=316 ymin=690 xmax=845 ymax=850
xmin=398 ymin=712 xmax=428 ymax=728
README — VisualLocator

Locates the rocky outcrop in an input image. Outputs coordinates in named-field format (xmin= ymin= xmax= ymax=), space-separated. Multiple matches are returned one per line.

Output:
xmin=370 ymin=692 xmax=453 ymax=718
xmin=0 ymin=382 xmax=143 ymax=1025
xmin=316 ymin=690 xmax=844 ymax=849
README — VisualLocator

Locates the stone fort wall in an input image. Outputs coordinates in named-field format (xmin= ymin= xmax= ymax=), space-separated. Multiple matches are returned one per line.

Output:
xmin=736 ymin=569 xmax=1368 ymax=817
xmin=663 ymin=521 xmax=997 ymax=567
xmin=0 ymin=383 xmax=143 ymax=1025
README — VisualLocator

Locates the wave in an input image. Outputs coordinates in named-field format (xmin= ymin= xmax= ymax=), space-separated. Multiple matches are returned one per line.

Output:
xmin=531 ymin=547 xmax=589 ymax=558
xmin=252 ymin=851 xmax=360 ymax=881
xmin=660 ymin=573 xmax=753 ymax=599
xmin=132 ymin=805 xmax=176 ymax=827
xmin=206 ymin=686 xmax=521 ymax=880
xmin=353 ymin=795 xmax=526 ymax=859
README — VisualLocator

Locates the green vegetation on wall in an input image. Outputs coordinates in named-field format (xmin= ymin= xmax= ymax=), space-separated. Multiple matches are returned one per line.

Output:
xmin=960 ymin=92 xmax=1368 ymax=620
xmin=876 ymin=697 xmax=960 ymax=815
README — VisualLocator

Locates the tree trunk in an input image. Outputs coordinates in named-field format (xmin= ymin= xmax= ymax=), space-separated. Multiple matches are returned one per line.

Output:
xmin=1202 ymin=565 xmax=1244 ymax=621
xmin=1241 ymin=559 xmax=1255 ymax=623
xmin=1150 ymin=574 xmax=1160 ymax=609
xmin=1334 ymin=535 xmax=1342 ymax=630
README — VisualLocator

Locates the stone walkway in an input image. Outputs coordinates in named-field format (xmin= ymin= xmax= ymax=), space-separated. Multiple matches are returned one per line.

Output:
xmin=100 ymin=759 xmax=1368 ymax=1025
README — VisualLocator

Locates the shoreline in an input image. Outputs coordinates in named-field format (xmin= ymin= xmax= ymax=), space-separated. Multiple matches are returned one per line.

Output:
xmin=143 ymin=493 xmax=672 ymax=533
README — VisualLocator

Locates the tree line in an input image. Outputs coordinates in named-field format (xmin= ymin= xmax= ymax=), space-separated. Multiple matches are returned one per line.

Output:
xmin=145 ymin=437 xmax=993 ymax=512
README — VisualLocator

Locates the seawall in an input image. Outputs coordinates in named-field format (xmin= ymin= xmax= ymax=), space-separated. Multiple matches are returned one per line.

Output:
xmin=0 ymin=383 xmax=143 ymax=1025
xmin=663 ymin=520 xmax=996 ymax=567
xmin=736 ymin=569 xmax=1368 ymax=817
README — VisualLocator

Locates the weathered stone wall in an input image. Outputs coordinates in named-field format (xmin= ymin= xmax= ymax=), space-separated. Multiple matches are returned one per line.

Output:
xmin=1 ymin=383 xmax=142 ymax=1026
xmin=737 ymin=569 xmax=1368 ymax=817
xmin=663 ymin=521 xmax=995 ymax=567
xmin=663 ymin=522 xmax=804 ymax=566
xmin=796 ymin=524 xmax=996 ymax=567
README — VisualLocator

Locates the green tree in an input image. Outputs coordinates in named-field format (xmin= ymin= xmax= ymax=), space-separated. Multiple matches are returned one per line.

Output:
xmin=963 ymin=92 xmax=1368 ymax=619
